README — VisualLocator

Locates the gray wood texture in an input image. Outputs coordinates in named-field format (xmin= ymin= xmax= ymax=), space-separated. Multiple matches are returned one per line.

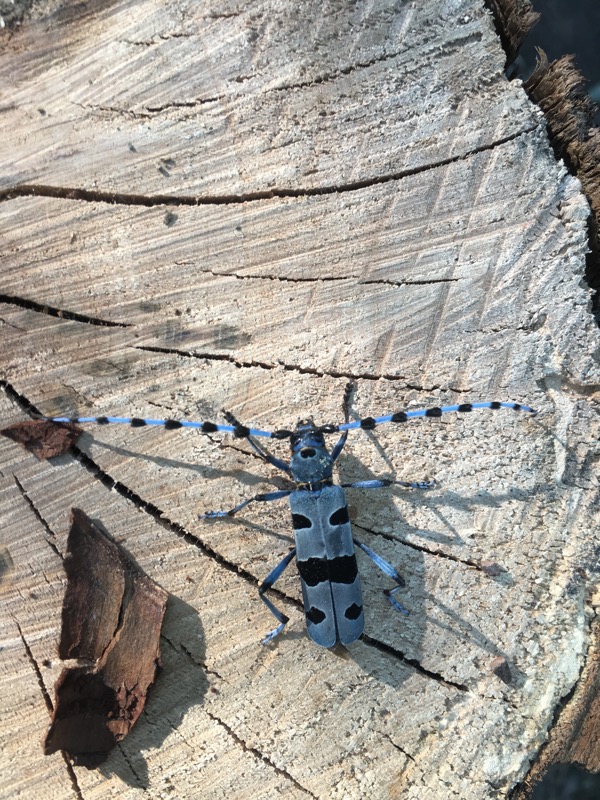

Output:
xmin=1 ymin=1 xmax=598 ymax=798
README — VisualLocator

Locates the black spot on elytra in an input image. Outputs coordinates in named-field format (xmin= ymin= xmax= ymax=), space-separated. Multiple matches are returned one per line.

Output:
xmin=298 ymin=558 xmax=328 ymax=586
xmin=329 ymin=506 xmax=349 ymax=526
xmin=292 ymin=514 xmax=312 ymax=530
xmin=328 ymin=555 xmax=358 ymax=584
xmin=298 ymin=555 xmax=358 ymax=586
xmin=344 ymin=603 xmax=362 ymax=620
xmin=306 ymin=607 xmax=326 ymax=624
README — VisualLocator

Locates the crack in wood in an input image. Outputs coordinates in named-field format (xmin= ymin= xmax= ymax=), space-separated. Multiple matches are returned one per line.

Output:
xmin=132 ymin=345 xmax=496 ymax=390
xmin=352 ymin=521 xmax=499 ymax=575
xmin=180 ymin=644 xmax=224 ymax=683
xmin=115 ymin=743 xmax=146 ymax=789
xmin=63 ymin=759 xmax=85 ymax=800
xmin=121 ymin=31 xmax=198 ymax=47
xmin=129 ymin=31 xmax=486 ymax=103
xmin=145 ymin=96 xmax=222 ymax=113
xmin=361 ymin=634 xmax=469 ymax=692
xmin=188 ymin=264 xmax=460 ymax=288
xmin=0 ymin=294 xmax=130 ymax=328
xmin=161 ymin=632 xmax=224 ymax=682
xmin=13 ymin=616 xmax=55 ymax=714
xmin=13 ymin=475 xmax=63 ymax=561
xmin=0 ymin=123 xmax=540 ymax=209
xmin=270 ymin=45 xmax=428 ymax=94
xmin=75 ymin=95 xmax=223 ymax=118
xmin=134 ymin=344 xmax=415 ymax=383
xmin=463 ymin=323 xmax=539 ymax=335
xmin=0 ymin=315 xmax=27 ymax=332
xmin=360 ymin=278 xmax=461 ymax=287
xmin=66 ymin=446 xmax=268 ymax=588
xmin=133 ymin=344 xmax=400 ymax=382
xmin=204 ymin=709 xmax=317 ymax=798
xmin=189 ymin=265 xmax=356 ymax=283
xmin=13 ymin=622 xmax=88 ymax=793
xmin=1 ymin=380 xmax=44 ymax=417
xmin=383 ymin=732 xmax=416 ymax=763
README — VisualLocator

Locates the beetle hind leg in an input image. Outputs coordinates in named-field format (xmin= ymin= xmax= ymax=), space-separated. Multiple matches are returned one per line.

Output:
xmin=354 ymin=538 xmax=410 ymax=616
xmin=384 ymin=586 xmax=410 ymax=616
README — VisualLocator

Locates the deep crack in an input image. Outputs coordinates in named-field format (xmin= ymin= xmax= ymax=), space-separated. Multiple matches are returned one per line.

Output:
xmin=361 ymin=634 xmax=468 ymax=692
xmin=0 ymin=294 xmax=130 ymax=327
xmin=0 ymin=125 xmax=540 ymax=209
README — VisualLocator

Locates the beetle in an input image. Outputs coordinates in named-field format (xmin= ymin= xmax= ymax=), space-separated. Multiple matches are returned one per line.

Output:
xmin=42 ymin=383 xmax=537 ymax=646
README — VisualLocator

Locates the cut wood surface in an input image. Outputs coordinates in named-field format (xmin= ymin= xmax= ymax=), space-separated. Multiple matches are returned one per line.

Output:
xmin=1 ymin=1 xmax=598 ymax=799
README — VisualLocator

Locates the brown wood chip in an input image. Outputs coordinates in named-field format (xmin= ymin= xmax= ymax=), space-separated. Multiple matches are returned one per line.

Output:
xmin=43 ymin=508 xmax=168 ymax=767
xmin=0 ymin=419 xmax=82 ymax=459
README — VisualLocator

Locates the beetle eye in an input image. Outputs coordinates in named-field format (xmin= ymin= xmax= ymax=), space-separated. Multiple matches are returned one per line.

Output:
xmin=300 ymin=448 xmax=316 ymax=458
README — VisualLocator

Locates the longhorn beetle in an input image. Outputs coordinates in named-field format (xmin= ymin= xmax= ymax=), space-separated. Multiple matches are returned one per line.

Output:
xmin=43 ymin=384 xmax=537 ymax=647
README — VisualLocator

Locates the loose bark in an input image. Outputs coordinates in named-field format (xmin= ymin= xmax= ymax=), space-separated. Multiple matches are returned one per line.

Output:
xmin=43 ymin=508 xmax=168 ymax=767
xmin=1 ymin=1 xmax=598 ymax=798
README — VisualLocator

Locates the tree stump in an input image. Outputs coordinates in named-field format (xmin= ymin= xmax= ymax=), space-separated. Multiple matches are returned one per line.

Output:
xmin=1 ymin=1 xmax=598 ymax=798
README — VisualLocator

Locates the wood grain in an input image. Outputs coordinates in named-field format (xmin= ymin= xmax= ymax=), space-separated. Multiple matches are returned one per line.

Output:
xmin=1 ymin=1 xmax=598 ymax=798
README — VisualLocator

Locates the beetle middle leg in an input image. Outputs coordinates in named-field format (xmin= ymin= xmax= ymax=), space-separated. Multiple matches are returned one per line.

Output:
xmin=259 ymin=549 xmax=297 ymax=644
xmin=200 ymin=489 xmax=291 ymax=518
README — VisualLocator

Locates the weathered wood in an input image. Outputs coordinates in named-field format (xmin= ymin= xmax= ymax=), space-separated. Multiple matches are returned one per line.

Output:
xmin=512 ymin=618 xmax=600 ymax=799
xmin=1 ymin=1 xmax=598 ymax=798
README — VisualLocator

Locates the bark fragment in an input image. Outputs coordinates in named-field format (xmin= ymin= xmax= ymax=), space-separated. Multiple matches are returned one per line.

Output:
xmin=43 ymin=508 xmax=168 ymax=767
xmin=1 ymin=419 xmax=81 ymax=459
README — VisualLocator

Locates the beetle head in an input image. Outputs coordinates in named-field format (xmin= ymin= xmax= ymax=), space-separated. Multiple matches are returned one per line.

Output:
xmin=289 ymin=420 xmax=333 ymax=484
